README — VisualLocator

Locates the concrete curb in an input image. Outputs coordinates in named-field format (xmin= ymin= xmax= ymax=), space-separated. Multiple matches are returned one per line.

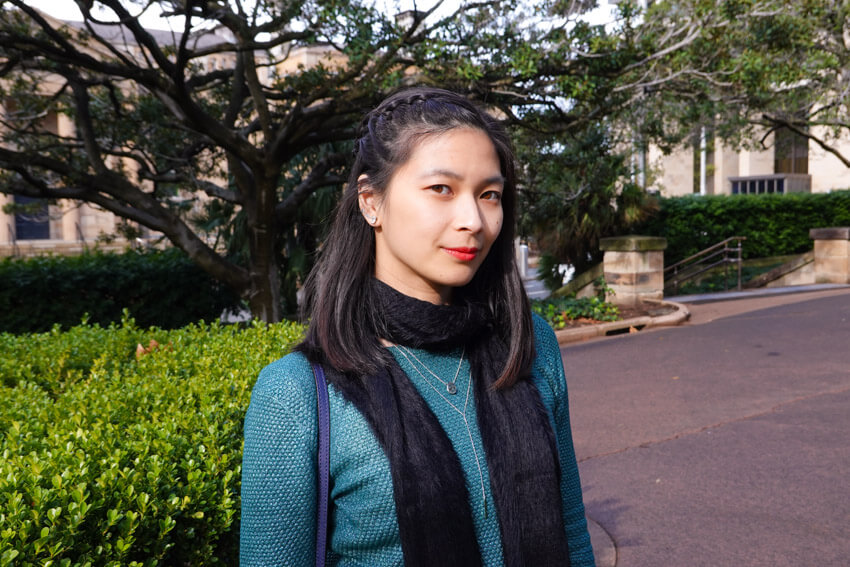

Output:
xmin=554 ymin=300 xmax=690 ymax=346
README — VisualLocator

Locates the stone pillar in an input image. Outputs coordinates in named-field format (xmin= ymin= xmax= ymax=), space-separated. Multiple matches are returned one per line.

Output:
xmin=599 ymin=235 xmax=667 ymax=307
xmin=810 ymin=227 xmax=850 ymax=284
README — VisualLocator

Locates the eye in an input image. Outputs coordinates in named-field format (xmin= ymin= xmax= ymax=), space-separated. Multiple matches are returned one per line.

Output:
xmin=481 ymin=190 xmax=502 ymax=202
xmin=429 ymin=184 xmax=452 ymax=195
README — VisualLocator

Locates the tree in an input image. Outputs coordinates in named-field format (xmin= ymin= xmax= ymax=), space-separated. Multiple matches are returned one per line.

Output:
xmin=515 ymin=0 xmax=850 ymax=286
xmin=0 ymin=0 xmax=662 ymax=319
xmin=611 ymin=0 xmax=850 ymax=168
xmin=4 ymin=0 xmax=789 ymax=318
xmin=512 ymin=2 xmax=669 ymax=283
xmin=1 ymin=0 xmax=423 ymax=321
xmin=517 ymin=121 xmax=656 ymax=287
xmin=744 ymin=1 xmax=850 ymax=169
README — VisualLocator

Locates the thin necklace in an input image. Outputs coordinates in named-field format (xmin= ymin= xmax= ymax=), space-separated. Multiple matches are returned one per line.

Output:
xmin=398 ymin=345 xmax=465 ymax=395
xmin=394 ymin=346 xmax=489 ymax=517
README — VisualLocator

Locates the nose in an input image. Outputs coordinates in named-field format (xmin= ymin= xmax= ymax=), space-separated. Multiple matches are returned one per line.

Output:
xmin=453 ymin=193 xmax=484 ymax=233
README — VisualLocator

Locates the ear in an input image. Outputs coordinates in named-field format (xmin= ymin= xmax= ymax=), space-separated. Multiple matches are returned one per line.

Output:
xmin=357 ymin=175 xmax=382 ymax=227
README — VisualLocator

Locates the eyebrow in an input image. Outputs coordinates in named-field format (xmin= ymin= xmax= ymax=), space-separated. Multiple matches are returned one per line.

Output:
xmin=420 ymin=168 xmax=505 ymax=186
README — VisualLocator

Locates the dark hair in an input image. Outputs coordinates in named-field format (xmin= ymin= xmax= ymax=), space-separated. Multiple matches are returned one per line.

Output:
xmin=299 ymin=86 xmax=533 ymax=388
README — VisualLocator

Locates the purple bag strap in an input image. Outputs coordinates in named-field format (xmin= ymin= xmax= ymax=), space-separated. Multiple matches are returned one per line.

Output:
xmin=311 ymin=362 xmax=330 ymax=567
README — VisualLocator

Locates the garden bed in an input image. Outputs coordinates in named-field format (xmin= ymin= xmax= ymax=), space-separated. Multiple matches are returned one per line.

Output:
xmin=553 ymin=301 xmax=678 ymax=328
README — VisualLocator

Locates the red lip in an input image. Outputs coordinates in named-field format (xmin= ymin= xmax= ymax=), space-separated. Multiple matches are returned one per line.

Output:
xmin=444 ymin=247 xmax=479 ymax=262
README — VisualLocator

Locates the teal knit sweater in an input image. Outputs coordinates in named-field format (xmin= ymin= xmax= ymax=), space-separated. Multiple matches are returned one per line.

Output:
xmin=240 ymin=315 xmax=596 ymax=566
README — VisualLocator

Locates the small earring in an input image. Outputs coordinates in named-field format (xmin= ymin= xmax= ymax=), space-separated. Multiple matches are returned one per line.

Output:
xmin=364 ymin=214 xmax=377 ymax=225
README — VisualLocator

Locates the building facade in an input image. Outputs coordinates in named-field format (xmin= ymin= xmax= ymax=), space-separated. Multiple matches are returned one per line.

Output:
xmin=0 ymin=65 xmax=127 ymax=256
xmin=648 ymin=124 xmax=850 ymax=197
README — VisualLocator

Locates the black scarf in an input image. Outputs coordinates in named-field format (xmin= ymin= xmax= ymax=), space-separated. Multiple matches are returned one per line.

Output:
xmin=315 ymin=281 xmax=570 ymax=566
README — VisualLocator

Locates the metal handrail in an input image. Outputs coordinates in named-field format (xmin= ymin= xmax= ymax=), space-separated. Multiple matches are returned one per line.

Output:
xmin=664 ymin=236 xmax=746 ymax=295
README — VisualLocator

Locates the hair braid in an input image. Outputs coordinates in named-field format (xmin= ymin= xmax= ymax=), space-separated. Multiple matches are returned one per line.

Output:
xmin=354 ymin=92 xmax=433 ymax=156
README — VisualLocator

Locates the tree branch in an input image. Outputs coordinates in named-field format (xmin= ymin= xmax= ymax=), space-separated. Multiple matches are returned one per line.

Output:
xmin=759 ymin=114 xmax=850 ymax=168
xmin=275 ymin=152 xmax=349 ymax=224
xmin=0 ymin=145 xmax=251 ymax=290
xmin=67 ymin=79 xmax=109 ymax=175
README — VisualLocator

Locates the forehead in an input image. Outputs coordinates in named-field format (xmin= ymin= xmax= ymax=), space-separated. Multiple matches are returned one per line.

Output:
xmin=399 ymin=128 xmax=502 ymax=177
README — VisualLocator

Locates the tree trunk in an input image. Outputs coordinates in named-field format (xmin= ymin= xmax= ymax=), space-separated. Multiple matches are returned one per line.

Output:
xmin=246 ymin=260 xmax=282 ymax=323
xmin=244 ymin=174 xmax=282 ymax=323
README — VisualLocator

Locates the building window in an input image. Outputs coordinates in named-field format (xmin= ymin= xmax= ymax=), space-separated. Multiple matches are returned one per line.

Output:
xmin=13 ymin=195 xmax=50 ymax=240
xmin=731 ymin=177 xmax=784 ymax=195
xmin=774 ymin=126 xmax=808 ymax=174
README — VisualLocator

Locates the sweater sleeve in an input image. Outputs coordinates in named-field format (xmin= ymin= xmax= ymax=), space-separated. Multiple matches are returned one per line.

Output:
xmin=240 ymin=352 xmax=318 ymax=566
xmin=532 ymin=315 xmax=597 ymax=567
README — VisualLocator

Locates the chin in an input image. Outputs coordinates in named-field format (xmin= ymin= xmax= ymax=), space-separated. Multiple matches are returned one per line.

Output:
xmin=439 ymin=270 xmax=479 ymax=289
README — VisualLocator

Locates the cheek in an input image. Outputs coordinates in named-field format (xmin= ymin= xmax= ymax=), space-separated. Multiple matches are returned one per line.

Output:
xmin=489 ymin=210 xmax=504 ymax=237
xmin=384 ymin=193 xmax=430 ymax=226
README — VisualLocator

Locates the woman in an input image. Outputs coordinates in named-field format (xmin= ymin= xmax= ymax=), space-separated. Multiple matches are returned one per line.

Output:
xmin=240 ymin=87 xmax=596 ymax=566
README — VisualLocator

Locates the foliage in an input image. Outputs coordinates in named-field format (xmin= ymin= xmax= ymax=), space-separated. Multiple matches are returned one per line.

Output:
xmin=517 ymin=123 xmax=658 ymax=273
xmin=536 ymin=253 xmax=569 ymax=292
xmin=0 ymin=248 xmax=240 ymax=333
xmin=3 ymin=0 xmax=845 ymax=321
xmin=0 ymin=0 xmax=673 ymax=322
xmin=532 ymin=294 xmax=620 ymax=330
xmin=636 ymin=191 xmax=850 ymax=265
xmin=520 ymin=0 xmax=850 ymax=273
xmin=623 ymin=0 xmax=850 ymax=166
xmin=532 ymin=278 xmax=620 ymax=329
xmin=0 ymin=315 xmax=305 ymax=565
xmin=2 ymin=0 xmax=786 ymax=322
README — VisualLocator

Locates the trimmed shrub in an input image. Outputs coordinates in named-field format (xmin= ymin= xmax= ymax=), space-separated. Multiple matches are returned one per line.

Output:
xmin=636 ymin=191 xmax=850 ymax=264
xmin=0 ymin=315 xmax=304 ymax=565
xmin=0 ymin=249 xmax=241 ymax=334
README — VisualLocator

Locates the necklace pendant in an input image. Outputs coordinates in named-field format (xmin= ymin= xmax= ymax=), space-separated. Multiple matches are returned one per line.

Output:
xmin=446 ymin=382 xmax=458 ymax=395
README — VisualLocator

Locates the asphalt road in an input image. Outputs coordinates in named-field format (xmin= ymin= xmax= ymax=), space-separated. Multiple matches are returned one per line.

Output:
xmin=564 ymin=289 xmax=850 ymax=567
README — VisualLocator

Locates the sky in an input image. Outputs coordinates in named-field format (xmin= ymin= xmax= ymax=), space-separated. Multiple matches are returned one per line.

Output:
xmin=24 ymin=0 xmax=619 ymax=30
xmin=24 ymin=0 xmax=184 ymax=30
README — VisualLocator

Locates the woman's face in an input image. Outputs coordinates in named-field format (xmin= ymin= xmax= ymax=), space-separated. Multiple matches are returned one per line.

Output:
xmin=360 ymin=127 xmax=504 ymax=304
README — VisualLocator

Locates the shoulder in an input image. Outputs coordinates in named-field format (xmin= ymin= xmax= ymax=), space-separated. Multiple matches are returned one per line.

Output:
xmin=253 ymin=350 xmax=316 ymax=398
xmin=247 ymin=351 xmax=318 ymax=429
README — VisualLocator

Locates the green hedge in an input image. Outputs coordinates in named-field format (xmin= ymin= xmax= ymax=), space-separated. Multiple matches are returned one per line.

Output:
xmin=636 ymin=191 xmax=850 ymax=264
xmin=0 ymin=249 xmax=241 ymax=334
xmin=0 ymin=316 xmax=304 ymax=566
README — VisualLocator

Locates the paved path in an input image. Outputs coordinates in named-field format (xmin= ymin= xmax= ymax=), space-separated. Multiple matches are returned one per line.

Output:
xmin=522 ymin=265 xmax=551 ymax=300
xmin=565 ymin=288 xmax=850 ymax=566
